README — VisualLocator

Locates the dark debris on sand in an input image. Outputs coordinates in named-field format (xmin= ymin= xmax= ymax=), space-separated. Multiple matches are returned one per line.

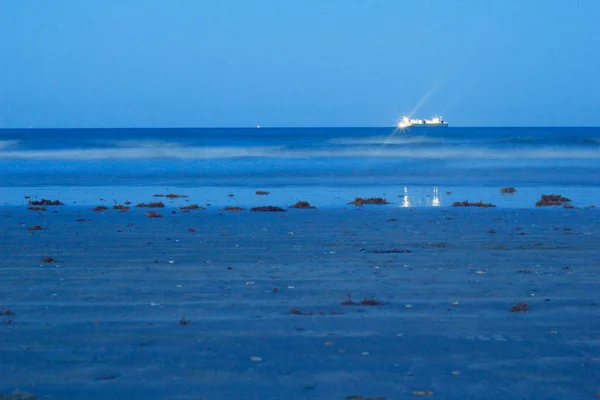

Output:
xmin=340 ymin=294 xmax=358 ymax=306
xmin=153 ymin=193 xmax=188 ymax=199
xmin=146 ymin=211 xmax=163 ymax=218
xmin=370 ymin=248 xmax=412 ymax=254
xmin=27 ymin=207 xmax=47 ymax=211
xmin=348 ymin=197 xmax=390 ymax=206
xmin=28 ymin=199 xmax=64 ymax=206
xmin=255 ymin=190 xmax=270 ymax=196
xmin=27 ymin=225 xmax=43 ymax=231
xmin=180 ymin=204 xmax=205 ymax=211
xmin=290 ymin=201 xmax=316 ymax=209
xmin=41 ymin=256 xmax=55 ymax=263
xmin=289 ymin=308 xmax=344 ymax=316
xmin=359 ymin=297 xmax=384 ymax=306
xmin=535 ymin=194 xmax=572 ymax=207
xmin=251 ymin=206 xmax=286 ymax=212
xmin=510 ymin=303 xmax=530 ymax=312
xmin=341 ymin=294 xmax=384 ymax=306
xmin=136 ymin=202 xmax=165 ymax=208
xmin=223 ymin=206 xmax=246 ymax=212
xmin=0 ymin=309 xmax=15 ymax=316
xmin=451 ymin=200 xmax=496 ymax=208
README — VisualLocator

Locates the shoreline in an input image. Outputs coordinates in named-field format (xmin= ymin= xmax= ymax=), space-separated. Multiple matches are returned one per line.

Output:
xmin=1 ymin=184 xmax=598 ymax=209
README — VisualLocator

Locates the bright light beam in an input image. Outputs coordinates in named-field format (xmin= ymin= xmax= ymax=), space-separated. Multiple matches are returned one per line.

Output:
xmin=409 ymin=83 xmax=440 ymax=118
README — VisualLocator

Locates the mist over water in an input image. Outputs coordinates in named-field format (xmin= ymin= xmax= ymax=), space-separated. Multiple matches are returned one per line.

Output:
xmin=1 ymin=127 xmax=599 ymax=187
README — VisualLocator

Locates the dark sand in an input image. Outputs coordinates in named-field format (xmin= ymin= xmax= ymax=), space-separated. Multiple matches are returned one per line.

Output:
xmin=1 ymin=206 xmax=599 ymax=399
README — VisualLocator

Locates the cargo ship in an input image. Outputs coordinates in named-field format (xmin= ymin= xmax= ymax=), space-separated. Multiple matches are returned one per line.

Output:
xmin=397 ymin=116 xmax=448 ymax=129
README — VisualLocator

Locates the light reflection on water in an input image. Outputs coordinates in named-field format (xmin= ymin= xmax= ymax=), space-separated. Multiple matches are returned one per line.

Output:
xmin=400 ymin=186 xmax=440 ymax=207
xmin=402 ymin=186 xmax=411 ymax=208
xmin=432 ymin=186 xmax=440 ymax=207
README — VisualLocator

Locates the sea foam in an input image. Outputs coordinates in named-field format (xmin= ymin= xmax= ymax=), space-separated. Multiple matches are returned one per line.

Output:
xmin=0 ymin=145 xmax=599 ymax=160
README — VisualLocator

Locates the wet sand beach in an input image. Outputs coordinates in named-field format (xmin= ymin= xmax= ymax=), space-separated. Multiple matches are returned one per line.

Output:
xmin=1 ymin=200 xmax=599 ymax=399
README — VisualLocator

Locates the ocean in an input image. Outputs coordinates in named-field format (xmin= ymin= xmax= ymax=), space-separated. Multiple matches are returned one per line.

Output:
xmin=1 ymin=127 xmax=599 ymax=207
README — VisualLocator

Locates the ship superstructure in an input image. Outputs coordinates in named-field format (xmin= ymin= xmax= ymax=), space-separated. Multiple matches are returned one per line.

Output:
xmin=397 ymin=115 xmax=448 ymax=129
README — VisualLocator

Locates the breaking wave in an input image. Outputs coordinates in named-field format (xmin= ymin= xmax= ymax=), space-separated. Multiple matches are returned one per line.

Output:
xmin=1 ymin=145 xmax=599 ymax=160
xmin=109 ymin=140 xmax=195 ymax=148
xmin=0 ymin=140 xmax=19 ymax=150
xmin=333 ymin=134 xmax=600 ymax=147
xmin=329 ymin=135 xmax=442 ymax=145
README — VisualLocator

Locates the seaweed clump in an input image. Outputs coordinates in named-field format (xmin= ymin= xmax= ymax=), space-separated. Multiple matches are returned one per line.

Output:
xmin=41 ymin=257 xmax=55 ymax=263
xmin=451 ymin=200 xmax=496 ymax=208
xmin=289 ymin=308 xmax=314 ymax=315
xmin=510 ymin=303 xmax=529 ymax=312
xmin=0 ymin=308 xmax=15 ymax=317
xmin=359 ymin=297 xmax=384 ymax=306
xmin=136 ymin=202 xmax=165 ymax=208
xmin=255 ymin=190 xmax=270 ymax=195
xmin=250 ymin=206 xmax=286 ymax=212
xmin=27 ymin=207 xmax=47 ymax=211
xmin=180 ymin=204 xmax=205 ymax=211
xmin=28 ymin=225 xmax=43 ymax=231
xmin=500 ymin=187 xmax=517 ymax=194
xmin=340 ymin=294 xmax=358 ymax=306
xmin=91 ymin=205 xmax=108 ymax=212
xmin=370 ymin=248 xmax=411 ymax=254
xmin=289 ymin=308 xmax=343 ymax=316
xmin=223 ymin=206 xmax=246 ymax=212
xmin=535 ymin=194 xmax=571 ymax=207
xmin=341 ymin=295 xmax=384 ymax=306
xmin=113 ymin=205 xmax=130 ymax=212
xmin=146 ymin=211 xmax=163 ymax=218
xmin=290 ymin=201 xmax=316 ymax=209
xmin=154 ymin=193 xmax=188 ymax=199
xmin=348 ymin=197 xmax=390 ymax=206
xmin=28 ymin=199 xmax=64 ymax=206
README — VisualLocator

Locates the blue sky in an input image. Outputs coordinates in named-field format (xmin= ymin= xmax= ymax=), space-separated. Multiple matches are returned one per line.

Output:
xmin=1 ymin=1 xmax=599 ymax=127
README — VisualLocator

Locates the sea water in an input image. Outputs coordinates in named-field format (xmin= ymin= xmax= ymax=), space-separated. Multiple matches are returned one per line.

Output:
xmin=1 ymin=127 xmax=599 ymax=207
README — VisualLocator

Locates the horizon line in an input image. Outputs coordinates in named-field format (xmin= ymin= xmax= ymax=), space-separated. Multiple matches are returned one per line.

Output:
xmin=2 ymin=125 xmax=600 ymax=130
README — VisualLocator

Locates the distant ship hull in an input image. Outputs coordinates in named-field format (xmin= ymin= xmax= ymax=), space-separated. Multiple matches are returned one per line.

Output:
xmin=397 ymin=116 xmax=448 ymax=129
